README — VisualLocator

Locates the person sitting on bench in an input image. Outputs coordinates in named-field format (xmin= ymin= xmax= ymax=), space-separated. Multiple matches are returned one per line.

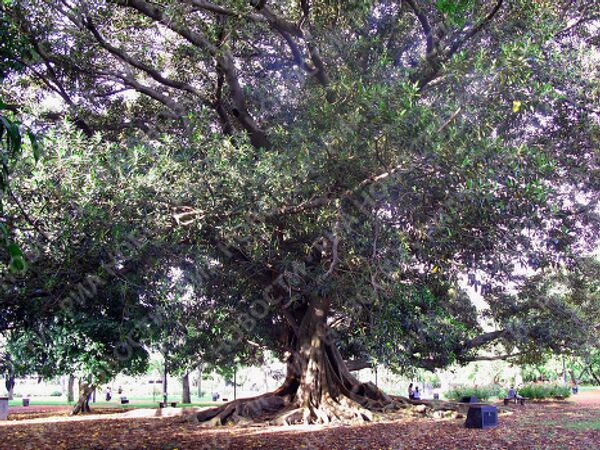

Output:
xmin=413 ymin=386 xmax=421 ymax=400
xmin=408 ymin=383 xmax=415 ymax=400
xmin=506 ymin=386 xmax=524 ymax=404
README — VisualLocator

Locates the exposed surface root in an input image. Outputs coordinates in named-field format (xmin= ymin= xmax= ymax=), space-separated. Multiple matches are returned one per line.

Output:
xmin=302 ymin=392 xmax=374 ymax=425
xmin=196 ymin=393 xmax=289 ymax=427
xmin=194 ymin=390 xmax=463 ymax=427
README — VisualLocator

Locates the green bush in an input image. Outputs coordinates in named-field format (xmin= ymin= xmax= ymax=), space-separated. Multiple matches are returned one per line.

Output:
xmin=517 ymin=383 xmax=571 ymax=400
xmin=49 ymin=390 xmax=63 ymax=397
xmin=445 ymin=385 xmax=502 ymax=401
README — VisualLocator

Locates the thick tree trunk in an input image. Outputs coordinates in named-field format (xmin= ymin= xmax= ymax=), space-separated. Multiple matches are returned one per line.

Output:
xmin=67 ymin=374 xmax=75 ymax=403
xmin=196 ymin=296 xmax=428 ymax=427
xmin=71 ymin=380 xmax=95 ymax=415
xmin=182 ymin=373 xmax=191 ymax=404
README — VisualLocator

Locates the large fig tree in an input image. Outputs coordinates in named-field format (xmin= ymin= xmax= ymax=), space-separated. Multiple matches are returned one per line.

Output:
xmin=2 ymin=0 xmax=599 ymax=425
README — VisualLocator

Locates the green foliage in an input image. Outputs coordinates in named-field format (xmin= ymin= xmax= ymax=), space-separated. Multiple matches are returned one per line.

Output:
xmin=1 ymin=0 xmax=598 ymax=388
xmin=0 ymin=105 xmax=40 ymax=274
xmin=445 ymin=384 xmax=502 ymax=401
xmin=521 ymin=361 xmax=561 ymax=383
xmin=0 ymin=110 xmax=21 ymax=195
xmin=361 ymin=283 xmax=480 ymax=371
xmin=517 ymin=383 xmax=571 ymax=400
xmin=435 ymin=0 xmax=473 ymax=26
xmin=0 ymin=5 xmax=29 ymax=78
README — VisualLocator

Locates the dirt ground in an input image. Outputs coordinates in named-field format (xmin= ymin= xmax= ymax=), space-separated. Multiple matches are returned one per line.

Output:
xmin=2 ymin=390 xmax=600 ymax=450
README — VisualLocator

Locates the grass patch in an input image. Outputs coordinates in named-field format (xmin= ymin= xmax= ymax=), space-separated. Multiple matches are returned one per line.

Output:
xmin=578 ymin=386 xmax=600 ymax=392
xmin=8 ymin=399 xmax=216 ymax=408
xmin=8 ymin=399 xmax=72 ymax=406
xmin=564 ymin=419 xmax=600 ymax=431
xmin=542 ymin=418 xmax=600 ymax=431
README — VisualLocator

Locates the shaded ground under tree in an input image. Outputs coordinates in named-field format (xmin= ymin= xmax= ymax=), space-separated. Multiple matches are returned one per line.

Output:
xmin=2 ymin=390 xmax=600 ymax=449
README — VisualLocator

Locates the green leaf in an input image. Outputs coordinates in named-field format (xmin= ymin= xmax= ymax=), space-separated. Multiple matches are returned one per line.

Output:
xmin=9 ymin=255 xmax=27 ymax=273
xmin=7 ymin=242 xmax=23 ymax=258
xmin=0 ymin=116 xmax=21 ymax=156
xmin=27 ymin=130 xmax=41 ymax=162
xmin=7 ymin=243 xmax=27 ymax=273
xmin=0 ymin=223 xmax=8 ymax=244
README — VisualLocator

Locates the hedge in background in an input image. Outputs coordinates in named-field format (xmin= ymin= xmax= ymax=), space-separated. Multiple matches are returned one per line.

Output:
xmin=517 ymin=384 xmax=571 ymax=400
xmin=445 ymin=385 xmax=503 ymax=401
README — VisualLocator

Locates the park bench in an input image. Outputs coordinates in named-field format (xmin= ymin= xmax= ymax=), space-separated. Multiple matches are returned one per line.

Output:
xmin=503 ymin=396 xmax=526 ymax=406
xmin=159 ymin=402 xmax=178 ymax=408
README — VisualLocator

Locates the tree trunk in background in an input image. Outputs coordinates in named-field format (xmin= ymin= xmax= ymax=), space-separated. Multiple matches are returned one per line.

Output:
xmin=71 ymin=380 xmax=95 ymax=415
xmin=264 ymin=367 xmax=269 ymax=393
xmin=162 ymin=361 xmax=168 ymax=403
xmin=569 ymin=369 xmax=578 ymax=385
xmin=233 ymin=368 xmax=237 ymax=401
xmin=67 ymin=374 xmax=75 ymax=402
xmin=182 ymin=373 xmax=191 ymax=404
xmin=197 ymin=365 xmax=202 ymax=399
xmin=5 ymin=374 xmax=15 ymax=400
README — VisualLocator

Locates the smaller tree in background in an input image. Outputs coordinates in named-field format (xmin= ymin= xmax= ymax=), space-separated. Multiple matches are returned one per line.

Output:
xmin=6 ymin=284 xmax=152 ymax=414
xmin=143 ymin=264 xmax=268 ymax=405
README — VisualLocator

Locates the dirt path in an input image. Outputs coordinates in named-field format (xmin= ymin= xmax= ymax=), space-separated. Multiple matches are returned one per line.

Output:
xmin=2 ymin=391 xmax=600 ymax=449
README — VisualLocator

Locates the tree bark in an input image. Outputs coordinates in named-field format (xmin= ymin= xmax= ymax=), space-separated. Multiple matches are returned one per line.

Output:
xmin=71 ymin=380 xmax=95 ymax=415
xmin=569 ymin=369 xmax=578 ymax=385
xmin=67 ymin=374 xmax=75 ymax=403
xmin=162 ymin=359 xmax=168 ymax=403
xmin=182 ymin=373 xmax=191 ymax=404
xmin=197 ymin=365 xmax=203 ymax=399
xmin=233 ymin=367 xmax=237 ymax=401
xmin=5 ymin=374 xmax=15 ymax=400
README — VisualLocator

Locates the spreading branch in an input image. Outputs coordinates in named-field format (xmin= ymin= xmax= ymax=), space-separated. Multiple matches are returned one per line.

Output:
xmin=404 ymin=0 xmax=435 ymax=54
xmin=111 ymin=0 xmax=269 ymax=148
xmin=446 ymin=0 xmax=505 ymax=58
